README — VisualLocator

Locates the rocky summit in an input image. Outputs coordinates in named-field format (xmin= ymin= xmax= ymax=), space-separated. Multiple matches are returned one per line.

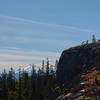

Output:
xmin=56 ymin=42 xmax=100 ymax=86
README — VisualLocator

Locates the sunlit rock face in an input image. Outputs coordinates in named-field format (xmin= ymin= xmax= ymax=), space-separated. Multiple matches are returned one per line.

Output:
xmin=56 ymin=42 xmax=100 ymax=86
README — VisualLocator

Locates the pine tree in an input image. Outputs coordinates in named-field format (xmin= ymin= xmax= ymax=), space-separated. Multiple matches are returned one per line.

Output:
xmin=46 ymin=58 xmax=50 ymax=78
xmin=41 ymin=60 xmax=45 ymax=73
xmin=22 ymin=70 xmax=29 ymax=100
xmin=7 ymin=68 xmax=15 ymax=90
xmin=30 ymin=65 xmax=37 ymax=100
xmin=37 ymin=68 xmax=43 ymax=100
xmin=2 ymin=69 xmax=8 ymax=100
xmin=18 ymin=68 xmax=22 ymax=100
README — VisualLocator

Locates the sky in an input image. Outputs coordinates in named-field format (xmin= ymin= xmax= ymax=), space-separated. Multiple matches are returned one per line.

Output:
xmin=0 ymin=0 xmax=100 ymax=71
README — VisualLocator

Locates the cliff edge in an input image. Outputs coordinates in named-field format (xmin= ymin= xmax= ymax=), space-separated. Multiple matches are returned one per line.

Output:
xmin=56 ymin=42 xmax=100 ymax=86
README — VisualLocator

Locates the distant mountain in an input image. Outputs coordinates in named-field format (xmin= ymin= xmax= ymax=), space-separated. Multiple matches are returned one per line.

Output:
xmin=23 ymin=64 xmax=33 ymax=72
xmin=15 ymin=64 xmax=39 ymax=78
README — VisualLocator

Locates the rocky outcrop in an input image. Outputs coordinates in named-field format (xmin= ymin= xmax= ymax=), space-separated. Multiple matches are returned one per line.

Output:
xmin=56 ymin=42 xmax=100 ymax=86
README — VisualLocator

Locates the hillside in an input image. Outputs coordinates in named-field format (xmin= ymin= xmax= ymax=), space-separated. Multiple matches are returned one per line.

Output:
xmin=55 ymin=42 xmax=100 ymax=100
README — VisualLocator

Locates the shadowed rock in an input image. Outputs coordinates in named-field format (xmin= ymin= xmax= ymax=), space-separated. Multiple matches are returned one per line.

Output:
xmin=56 ymin=42 xmax=100 ymax=86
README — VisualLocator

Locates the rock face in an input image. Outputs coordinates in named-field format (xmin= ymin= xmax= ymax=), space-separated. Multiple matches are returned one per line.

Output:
xmin=56 ymin=42 xmax=100 ymax=85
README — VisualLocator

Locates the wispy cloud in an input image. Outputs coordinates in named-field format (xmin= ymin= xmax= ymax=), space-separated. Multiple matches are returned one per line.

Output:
xmin=0 ymin=14 xmax=100 ymax=33
xmin=0 ymin=47 xmax=60 ymax=71
xmin=0 ymin=48 xmax=60 ymax=58
xmin=0 ymin=14 xmax=97 ymax=49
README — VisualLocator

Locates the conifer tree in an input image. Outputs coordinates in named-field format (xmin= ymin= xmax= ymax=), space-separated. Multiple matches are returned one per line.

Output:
xmin=41 ymin=60 xmax=45 ymax=73
xmin=7 ymin=68 xmax=15 ymax=90
xmin=18 ymin=68 xmax=22 ymax=100
xmin=46 ymin=58 xmax=50 ymax=78
xmin=22 ymin=70 xmax=29 ymax=100
xmin=30 ymin=65 xmax=37 ymax=100
xmin=2 ymin=69 xmax=8 ymax=100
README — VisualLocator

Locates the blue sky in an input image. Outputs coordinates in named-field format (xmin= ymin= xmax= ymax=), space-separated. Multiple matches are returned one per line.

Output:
xmin=0 ymin=0 xmax=100 ymax=71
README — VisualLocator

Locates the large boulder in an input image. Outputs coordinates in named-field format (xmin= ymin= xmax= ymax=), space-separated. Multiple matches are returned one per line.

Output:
xmin=56 ymin=43 xmax=100 ymax=86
